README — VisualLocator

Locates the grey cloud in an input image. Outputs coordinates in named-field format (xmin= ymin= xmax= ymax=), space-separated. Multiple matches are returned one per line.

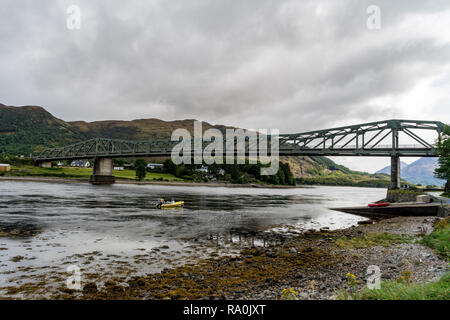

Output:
xmin=0 ymin=0 xmax=449 ymax=135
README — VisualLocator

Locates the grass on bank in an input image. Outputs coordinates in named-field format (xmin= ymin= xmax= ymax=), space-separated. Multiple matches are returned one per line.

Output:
xmin=339 ymin=272 xmax=449 ymax=300
xmin=418 ymin=217 xmax=450 ymax=261
xmin=339 ymin=217 xmax=450 ymax=300
xmin=5 ymin=165 xmax=182 ymax=182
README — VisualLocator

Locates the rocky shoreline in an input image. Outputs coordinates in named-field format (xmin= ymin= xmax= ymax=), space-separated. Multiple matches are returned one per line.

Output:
xmin=1 ymin=215 xmax=447 ymax=300
xmin=59 ymin=216 xmax=448 ymax=300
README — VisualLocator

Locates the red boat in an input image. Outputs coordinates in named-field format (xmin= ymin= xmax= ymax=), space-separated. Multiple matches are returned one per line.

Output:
xmin=368 ymin=202 xmax=390 ymax=207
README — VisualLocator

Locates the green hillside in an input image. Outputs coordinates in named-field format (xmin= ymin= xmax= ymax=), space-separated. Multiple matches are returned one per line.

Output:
xmin=0 ymin=104 xmax=87 ymax=155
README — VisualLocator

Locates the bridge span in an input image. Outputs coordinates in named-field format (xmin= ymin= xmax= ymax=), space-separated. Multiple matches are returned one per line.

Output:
xmin=33 ymin=119 xmax=445 ymax=188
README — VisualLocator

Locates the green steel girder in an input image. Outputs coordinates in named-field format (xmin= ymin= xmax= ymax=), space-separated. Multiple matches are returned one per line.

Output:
xmin=33 ymin=137 xmax=180 ymax=161
xmin=278 ymin=119 xmax=445 ymax=156
xmin=33 ymin=119 xmax=445 ymax=161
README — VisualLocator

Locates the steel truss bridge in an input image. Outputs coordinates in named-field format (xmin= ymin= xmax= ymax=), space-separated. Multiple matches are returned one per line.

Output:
xmin=33 ymin=119 xmax=446 ymax=188
xmin=278 ymin=119 xmax=444 ymax=157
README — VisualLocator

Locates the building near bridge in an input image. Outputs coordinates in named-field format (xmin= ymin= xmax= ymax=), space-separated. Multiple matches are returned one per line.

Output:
xmin=70 ymin=160 xmax=90 ymax=167
xmin=147 ymin=163 xmax=163 ymax=171
xmin=0 ymin=164 xmax=11 ymax=172
xmin=196 ymin=166 xmax=209 ymax=173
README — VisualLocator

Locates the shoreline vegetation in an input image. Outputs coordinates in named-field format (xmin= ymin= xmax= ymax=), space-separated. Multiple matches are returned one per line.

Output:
xmin=0 ymin=163 xmax=429 ymax=189
xmin=0 ymin=164 xmax=299 ymax=188
xmin=0 ymin=156 xmax=298 ymax=187
xmin=0 ymin=153 xmax=427 ymax=189
xmin=0 ymin=168 xmax=411 ymax=189
xmin=0 ymin=169 xmax=442 ymax=190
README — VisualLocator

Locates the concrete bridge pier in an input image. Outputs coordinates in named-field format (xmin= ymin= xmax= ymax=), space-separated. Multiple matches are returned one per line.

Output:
xmin=390 ymin=156 xmax=401 ymax=189
xmin=89 ymin=158 xmax=115 ymax=185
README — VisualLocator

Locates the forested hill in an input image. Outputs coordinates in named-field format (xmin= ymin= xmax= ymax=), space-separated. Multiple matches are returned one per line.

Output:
xmin=0 ymin=103 xmax=238 ymax=155
xmin=0 ymin=104 xmax=87 ymax=155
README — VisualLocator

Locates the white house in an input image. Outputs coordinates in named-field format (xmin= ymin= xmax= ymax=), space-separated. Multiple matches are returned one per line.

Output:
xmin=196 ymin=166 xmax=209 ymax=173
xmin=147 ymin=163 xmax=163 ymax=170
xmin=70 ymin=160 xmax=90 ymax=167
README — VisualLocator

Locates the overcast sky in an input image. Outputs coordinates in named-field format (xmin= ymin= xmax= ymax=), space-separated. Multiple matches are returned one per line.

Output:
xmin=1 ymin=1 xmax=449 ymax=172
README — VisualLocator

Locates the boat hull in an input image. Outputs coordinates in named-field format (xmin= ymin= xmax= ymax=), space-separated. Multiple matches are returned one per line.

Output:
xmin=160 ymin=201 xmax=184 ymax=209
xmin=368 ymin=202 xmax=390 ymax=208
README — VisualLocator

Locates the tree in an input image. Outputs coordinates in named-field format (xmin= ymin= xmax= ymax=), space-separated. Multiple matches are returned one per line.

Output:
xmin=175 ymin=164 xmax=186 ymax=178
xmin=277 ymin=164 xmax=286 ymax=185
xmin=271 ymin=174 xmax=280 ymax=185
xmin=434 ymin=125 xmax=450 ymax=193
xmin=135 ymin=159 xmax=147 ymax=181
xmin=163 ymin=158 xmax=177 ymax=174
xmin=208 ymin=163 xmax=220 ymax=176
xmin=281 ymin=162 xmax=296 ymax=186
xmin=227 ymin=164 xmax=240 ymax=181
xmin=114 ymin=158 xmax=125 ymax=167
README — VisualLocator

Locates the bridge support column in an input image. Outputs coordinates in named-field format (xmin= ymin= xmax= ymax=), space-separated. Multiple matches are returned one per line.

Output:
xmin=39 ymin=161 xmax=53 ymax=168
xmin=390 ymin=156 xmax=400 ymax=189
xmin=89 ymin=158 xmax=115 ymax=185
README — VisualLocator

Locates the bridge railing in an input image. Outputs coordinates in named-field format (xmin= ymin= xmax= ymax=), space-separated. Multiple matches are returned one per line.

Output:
xmin=281 ymin=144 xmax=433 ymax=150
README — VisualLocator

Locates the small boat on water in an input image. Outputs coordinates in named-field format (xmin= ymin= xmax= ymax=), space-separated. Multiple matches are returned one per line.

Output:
xmin=368 ymin=202 xmax=390 ymax=208
xmin=156 ymin=198 xmax=184 ymax=209
xmin=159 ymin=201 xmax=184 ymax=209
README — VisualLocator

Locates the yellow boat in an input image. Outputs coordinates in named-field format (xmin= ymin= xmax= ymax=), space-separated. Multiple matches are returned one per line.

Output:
xmin=158 ymin=201 xmax=184 ymax=209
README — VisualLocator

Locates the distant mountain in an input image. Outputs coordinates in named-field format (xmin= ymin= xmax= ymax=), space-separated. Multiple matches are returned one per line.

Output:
xmin=402 ymin=158 xmax=445 ymax=187
xmin=376 ymin=157 xmax=445 ymax=187
xmin=376 ymin=161 xmax=409 ymax=175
